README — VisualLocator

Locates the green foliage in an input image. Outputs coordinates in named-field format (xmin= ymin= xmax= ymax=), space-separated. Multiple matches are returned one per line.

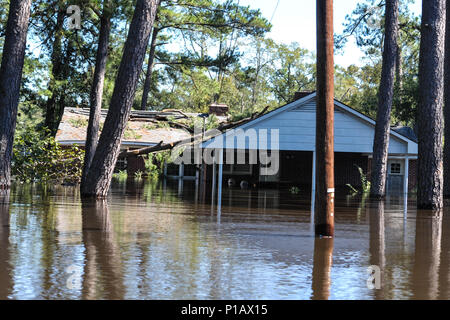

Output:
xmin=68 ymin=117 xmax=89 ymax=128
xmin=359 ymin=165 xmax=371 ymax=194
xmin=229 ymin=108 xmax=253 ymax=122
xmin=143 ymin=151 xmax=170 ymax=178
xmin=188 ymin=113 xmax=220 ymax=131
xmin=335 ymin=0 xmax=420 ymax=127
xmin=289 ymin=186 xmax=300 ymax=195
xmin=12 ymin=129 xmax=84 ymax=184
xmin=345 ymin=184 xmax=359 ymax=196
xmin=267 ymin=42 xmax=316 ymax=104
xmin=134 ymin=170 xmax=143 ymax=180
xmin=112 ymin=170 xmax=128 ymax=181
xmin=346 ymin=165 xmax=371 ymax=195
xmin=124 ymin=129 xmax=143 ymax=140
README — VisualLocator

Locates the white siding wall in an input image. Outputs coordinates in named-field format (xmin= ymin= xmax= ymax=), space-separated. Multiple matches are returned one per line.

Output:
xmin=213 ymin=97 xmax=408 ymax=154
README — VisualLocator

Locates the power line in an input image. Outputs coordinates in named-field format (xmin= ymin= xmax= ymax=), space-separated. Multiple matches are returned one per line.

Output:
xmin=270 ymin=0 xmax=281 ymax=23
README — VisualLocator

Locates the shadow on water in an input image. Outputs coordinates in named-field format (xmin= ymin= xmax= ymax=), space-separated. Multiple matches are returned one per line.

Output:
xmin=2 ymin=180 xmax=450 ymax=299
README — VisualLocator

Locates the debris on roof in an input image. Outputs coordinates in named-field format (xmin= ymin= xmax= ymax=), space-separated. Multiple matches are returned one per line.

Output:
xmin=56 ymin=108 xmax=229 ymax=146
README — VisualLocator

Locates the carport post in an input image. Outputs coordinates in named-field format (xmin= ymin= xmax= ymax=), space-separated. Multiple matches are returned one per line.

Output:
xmin=217 ymin=148 xmax=224 ymax=214
xmin=404 ymin=156 xmax=409 ymax=194
xmin=212 ymin=151 xmax=217 ymax=206
xmin=311 ymin=150 xmax=316 ymax=211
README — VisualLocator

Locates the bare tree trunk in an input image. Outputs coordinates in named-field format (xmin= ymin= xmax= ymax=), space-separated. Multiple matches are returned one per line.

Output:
xmin=0 ymin=0 xmax=32 ymax=188
xmin=140 ymin=25 xmax=160 ymax=111
xmin=81 ymin=2 xmax=112 ymax=189
xmin=444 ymin=0 xmax=450 ymax=198
xmin=370 ymin=0 xmax=399 ymax=199
xmin=82 ymin=0 xmax=160 ymax=198
xmin=417 ymin=0 xmax=445 ymax=210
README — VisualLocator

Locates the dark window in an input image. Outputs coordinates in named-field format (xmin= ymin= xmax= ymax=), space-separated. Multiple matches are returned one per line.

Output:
xmin=390 ymin=163 xmax=401 ymax=175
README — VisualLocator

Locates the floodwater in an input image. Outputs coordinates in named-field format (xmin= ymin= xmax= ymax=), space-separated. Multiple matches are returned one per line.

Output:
xmin=0 ymin=180 xmax=448 ymax=300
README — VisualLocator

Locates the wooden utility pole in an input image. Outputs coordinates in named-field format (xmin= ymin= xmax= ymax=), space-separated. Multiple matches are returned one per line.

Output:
xmin=315 ymin=0 xmax=335 ymax=237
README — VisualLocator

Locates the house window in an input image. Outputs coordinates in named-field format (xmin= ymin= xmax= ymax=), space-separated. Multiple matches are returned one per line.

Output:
xmin=390 ymin=162 xmax=402 ymax=175
xmin=223 ymin=164 xmax=253 ymax=175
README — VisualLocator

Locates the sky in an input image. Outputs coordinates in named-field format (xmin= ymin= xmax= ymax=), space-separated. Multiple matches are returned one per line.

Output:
xmin=239 ymin=0 xmax=422 ymax=67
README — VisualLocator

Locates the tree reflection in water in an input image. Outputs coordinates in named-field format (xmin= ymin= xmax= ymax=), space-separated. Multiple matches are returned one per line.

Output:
xmin=81 ymin=199 xmax=125 ymax=299
xmin=0 ymin=190 xmax=11 ymax=299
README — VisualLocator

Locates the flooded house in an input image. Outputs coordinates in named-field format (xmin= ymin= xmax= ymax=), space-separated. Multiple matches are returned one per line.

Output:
xmin=200 ymin=91 xmax=418 ymax=196
xmin=56 ymin=108 xmax=195 ymax=175
xmin=56 ymin=92 xmax=418 ymax=197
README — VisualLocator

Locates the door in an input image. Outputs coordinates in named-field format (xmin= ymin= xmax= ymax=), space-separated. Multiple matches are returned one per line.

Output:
xmin=387 ymin=160 xmax=404 ymax=193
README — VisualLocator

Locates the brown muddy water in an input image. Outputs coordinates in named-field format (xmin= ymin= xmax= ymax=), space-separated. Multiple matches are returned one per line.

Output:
xmin=0 ymin=180 xmax=448 ymax=300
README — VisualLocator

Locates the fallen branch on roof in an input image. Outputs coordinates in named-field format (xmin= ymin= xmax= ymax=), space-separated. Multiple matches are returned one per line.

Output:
xmin=217 ymin=105 xmax=269 ymax=131
xmin=167 ymin=121 xmax=194 ymax=133
xmin=118 ymin=106 xmax=270 ymax=158
xmin=118 ymin=134 xmax=203 ymax=158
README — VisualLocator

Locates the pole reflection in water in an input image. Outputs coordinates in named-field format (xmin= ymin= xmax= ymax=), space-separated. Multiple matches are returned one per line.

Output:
xmin=369 ymin=201 xmax=385 ymax=299
xmin=438 ymin=208 xmax=450 ymax=299
xmin=81 ymin=199 xmax=125 ymax=300
xmin=412 ymin=210 xmax=442 ymax=300
xmin=311 ymin=237 xmax=334 ymax=300
xmin=0 ymin=190 xmax=11 ymax=299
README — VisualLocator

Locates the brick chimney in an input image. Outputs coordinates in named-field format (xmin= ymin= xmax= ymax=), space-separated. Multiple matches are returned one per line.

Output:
xmin=293 ymin=91 xmax=315 ymax=101
xmin=209 ymin=103 xmax=229 ymax=116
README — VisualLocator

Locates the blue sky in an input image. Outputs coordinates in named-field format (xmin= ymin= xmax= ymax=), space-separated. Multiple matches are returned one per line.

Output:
xmin=239 ymin=0 xmax=422 ymax=67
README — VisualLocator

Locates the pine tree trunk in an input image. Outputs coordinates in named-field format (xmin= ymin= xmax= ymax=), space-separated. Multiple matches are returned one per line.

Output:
xmin=0 ymin=0 xmax=32 ymax=188
xmin=81 ymin=3 xmax=112 ymax=189
xmin=395 ymin=43 xmax=403 ymax=93
xmin=44 ymin=7 xmax=65 ymax=136
xmin=417 ymin=0 xmax=445 ymax=210
xmin=370 ymin=0 xmax=399 ymax=199
xmin=443 ymin=0 xmax=450 ymax=198
xmin=140 ymin=25 xmax=160 ymax=111
xmin=82 ymin=0 xmax=160 ymax=198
